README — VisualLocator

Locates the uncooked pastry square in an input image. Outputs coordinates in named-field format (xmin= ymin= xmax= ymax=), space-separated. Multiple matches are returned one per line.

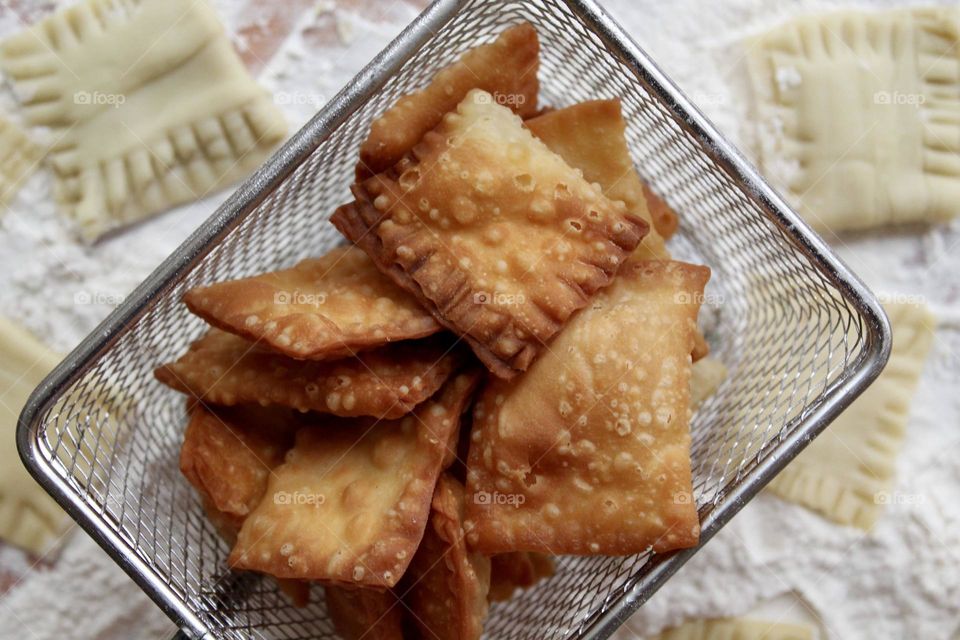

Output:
xmin=333 ymin=91 xmax=649 ymax=379
xmin=747 ymin=8 xmax=960 ymax=232
xmin=0 ymin=0 xmax=286 ymax=241
xmin=767 ymin=302 xmax=935 ymax=529
xmin=0 ymin=316 xmax=71 ymax=556
xmin=0 ymin=112 xmax=43 ymax=205
xmin=464 ymin=261 xmax=709 ymax=555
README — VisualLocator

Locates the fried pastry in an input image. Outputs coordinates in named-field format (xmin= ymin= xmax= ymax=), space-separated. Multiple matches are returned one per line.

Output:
xmin=488 ymin=552 xmax=555 ymax=602
xmin=325 ymin=586 xmax=404 ymax=640
xmin=358 ymin=23 xmax=539 ymax=177
xmin=333 ymin=91 xmax=649 ymax=379
xmin=229 ymin=372 xmax=480 ymax=587
xmin=155 ymin=329 xmax=463 ymax=419
xmin=464 ymin=261 xmax=709 ymax=555
xmin=525 ymin=99 xmax=668 ymax=259
xmin=404 ymin=474 xmax=491 ymax=640
xmin=180 ymin=403 xmax=296 ymax=519
xmin=642 ymin=183 xmax=680 ymax=241
xmin=183 ymin=245 xmax=440 ymax=360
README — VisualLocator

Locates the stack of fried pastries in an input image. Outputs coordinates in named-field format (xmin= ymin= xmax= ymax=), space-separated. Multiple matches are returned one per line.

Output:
xmin=156 ymin=22 xmax=716 ymax=640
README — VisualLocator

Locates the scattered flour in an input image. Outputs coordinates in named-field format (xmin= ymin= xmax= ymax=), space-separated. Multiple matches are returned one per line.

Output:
xmin=0 ymin=1 xmax=957 ymax=639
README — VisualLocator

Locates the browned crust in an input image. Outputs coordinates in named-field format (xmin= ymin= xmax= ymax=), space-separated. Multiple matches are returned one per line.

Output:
xmin=403 ymin=475 xmax=491 ymax=640
xmin=357 ymin=23 xmax=540 ymax=178
xmin=325 ymin=586 xmax=404 ymax=640
xmin=155 ymin=329 xmax=466 ymax=419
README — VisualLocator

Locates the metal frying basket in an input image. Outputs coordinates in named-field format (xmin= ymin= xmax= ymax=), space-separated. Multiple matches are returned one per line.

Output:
xmin=17 ymin=0 xmax=890 ymax=638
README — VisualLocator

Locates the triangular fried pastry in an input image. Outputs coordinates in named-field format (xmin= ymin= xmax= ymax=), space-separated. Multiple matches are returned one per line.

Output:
xmin=525 ymin=99 xmax=668 ymax=259
xmin=229 ymin=372 xmax=481 ymax=587
xmin=358 ymin=23 xmax=539 ymax=177
xmin=643 ymin=183 xmax=680 ymax=240
xmin=488 ymin=552 xmax=555 ymax=602
xmin=464 ymin=261 xmax=709 ymax=555
xmin=325 ymin=585 xmax=404 ymax=640
xmin=180 ymin=403 xmax=297 ymax=519
xmin=403 ymin=474 xmax=491 ymax=640
xmin=155 ymin=329 xmax=464 ymax=419
xmin=333 ymin=91 xmax=649 ymax=379
xmin=183 ymin=245 xmax=440 ymax=360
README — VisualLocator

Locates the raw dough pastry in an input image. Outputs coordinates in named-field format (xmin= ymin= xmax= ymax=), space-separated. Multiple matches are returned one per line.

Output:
xmin=333 ymin=91 xmax=649 ymax=379
xmin=0 ymin=112 xmax=43 ymax=205
xmin=183 ymin=245 xmax=440 ymax=360
xmin=464 ymin=261 xmax=709 ymax=555
xmin=647 ymin=617 xmax=813 ymax=640
xmin=404 ymin=474 xmax=491 ymax=640
xmin=0 ymin=316 xmax=71 ymax=556
xmin=229 ymin=372 xmax=480 ymax=587
xmin=325 ymin=586 xmax=404 ymax=640
xmin=747 ymin=8 xmax=960 ymax=232
xmin=526 ymin=99 xmax=668 ymax=259
xmin=767 ymin=302 xmax=935 ymax=529
xmin=488 ymin=552 xmax=554 ymax=602
xmin=155 ymin=329 xmax=464 ymax=418
xmin=358 ymin=23 xmax=539 ymax=177
xmin=0 ymin=0 xmax=287 ymax=241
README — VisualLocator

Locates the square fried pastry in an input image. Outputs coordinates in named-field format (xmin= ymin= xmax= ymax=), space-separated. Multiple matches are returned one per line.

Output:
xmin=155 ymin=329 xmax=464 ymax=419
xmin=464 ymin=261 xmax=709 ymax=555
xmin=358 ymin=23 xmax=539 ymax=177
xmin=526 ymin=99 xmax=668 ymax=259
xmin=404 ymin=474 xmax=491 ymax=640
xmin=183 ymin=245 xmax=440 ymax=360
xmin=180 ymin=403 xmax=297 ymax=520
xmin=229 ymin=372 xmax=480 ymax=587
xmin=325 ymin=586 xmax=404 ymax=640
xmin=333 ymin=91 xmax=649 ymax=379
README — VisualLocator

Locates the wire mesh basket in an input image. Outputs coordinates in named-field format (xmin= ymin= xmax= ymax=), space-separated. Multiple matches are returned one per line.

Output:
xmin=17 ymin=0 xmax=890 ymax=638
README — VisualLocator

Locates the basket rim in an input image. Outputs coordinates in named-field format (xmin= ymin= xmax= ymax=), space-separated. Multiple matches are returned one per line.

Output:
xmin=16 ymin=0 xmax=891 ymax=638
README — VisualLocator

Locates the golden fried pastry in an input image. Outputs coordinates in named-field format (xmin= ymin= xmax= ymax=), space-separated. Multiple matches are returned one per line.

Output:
xmin=358 ymin=23 xmax=539 ymax=177
xmin=404 ymin=474 xmax=491 ymax=640
xmin=229 ymin=372 xmax=480 ymax=587
xmin=180 ymin=403 xmax=296 ymax=519
xmin=526 ymin=99 xmax=668 ymax=259
xmin=155 ymin=329 xmax=464 ymax=419
xmin=642 ymin=183 xmax=679 ymax=240
xmin=488 ymin=552 xmax=555 ymax=602
xmin=464 ymin=261 xmax=709 ymax=555
xmin=333 ymin=91 xmax=649 ymax=379
xmin=183 ymin=245 xmax=440 ymax=360
xmin=325 ymin=586 xmax=404 ymax=640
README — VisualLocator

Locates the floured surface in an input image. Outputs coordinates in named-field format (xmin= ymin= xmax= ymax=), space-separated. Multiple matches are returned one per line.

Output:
xmin=0 ymin=2 xmax=958 ymax=640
